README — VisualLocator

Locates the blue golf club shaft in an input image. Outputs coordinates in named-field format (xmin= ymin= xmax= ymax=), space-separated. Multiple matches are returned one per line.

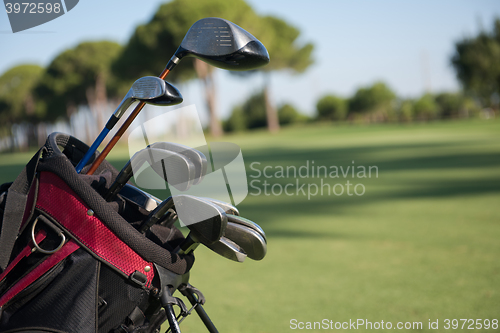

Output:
xmin=75 ymin=114 xmax=119 ymax=173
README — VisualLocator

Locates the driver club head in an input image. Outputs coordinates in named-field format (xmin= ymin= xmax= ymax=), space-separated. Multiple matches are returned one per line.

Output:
xmin=224 ymin=222 xmax=267 ymax=261
xmin=205 ymin=236 xmax=247 ymax=262
xmin=172 ymin=17 xmax=270 ymax=71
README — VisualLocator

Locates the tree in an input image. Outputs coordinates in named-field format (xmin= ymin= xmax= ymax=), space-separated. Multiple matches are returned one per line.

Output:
xmin=35 ymin=41 xmax=122 ymax=130
xmin=0 ymin=64 xmax=44 ymax=122
xmin=397 ymin=99 xmax=414 ymax=122
xmin=0 ymin=64 xmax=44 ymax=149
xmin=413 ymin=93 xmax=440 ymax=120
xmin=278 ymin=103 xmax=307 ymax=125
xmin=256 ymin=16 xmax=314 ymax=132
xmin=434 ymin=92 xmax=463 ymax=118
xmin=113 ymin=0 xmax=313 ymax=135
xmin=224 ymin=106 xmax=246 ymax=133
xmin=241 ymin=90 xmax=267 ymax=130
xmin=225 ymin=91 xmax=308 ymax=131
xmin=451 ymin=18 xmax=500 ymax=108
xmin=316 ymin=94 xmax=347 ymax=121
xmin=113 ymin=0 xmax=262 ymax=137
xmin=349 ymin=82 xmax=396 ymax=114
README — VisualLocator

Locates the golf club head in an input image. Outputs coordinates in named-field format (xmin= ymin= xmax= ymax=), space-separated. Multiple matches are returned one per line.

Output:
xmin=201 ymin=197 xmax=239 ymax=216
xmin=227 ymin=214 xmax=266 ymax=239
xmin=145 ymin=81 xmax=183 ymax=106
xmin=174 ymin=195 xmax=227 ymax=245
xmin=119 ymin=183 xmax=160 ymax=212
xmin=105 ymin=147 xmax=195 ymax=201
xmin=149 ymin=142 xmax=208 ymax=185
xmin=114 ymin=77 xmax=167 ymax=118
xmin=205 ymin=237 xmax=247 ymax=262
xmin=173 ymin=17 xmax=270 ymax=71
xmin=224 ymin=222 xmax=267 ymax=260
xmin=133 ymin=147 xmax=196 ymax=192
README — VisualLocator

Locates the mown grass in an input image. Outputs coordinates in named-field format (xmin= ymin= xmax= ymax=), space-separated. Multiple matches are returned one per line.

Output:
xmin=0 ymin=119 xmax=498 ymax=332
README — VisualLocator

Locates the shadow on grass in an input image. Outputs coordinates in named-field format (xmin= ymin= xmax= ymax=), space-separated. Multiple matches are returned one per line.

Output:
xmin=263 ymin=229 xmax=345 ymax=240
xmin=237 ymin=140 xmax=500 ymax=234
xmin=0 ymin=139 xmax=497 ymax=241
xmin=243 ymin=140 xmax=500 ymax=171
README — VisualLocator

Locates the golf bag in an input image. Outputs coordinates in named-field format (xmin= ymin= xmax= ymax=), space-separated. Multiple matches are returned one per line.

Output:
xmin=0 ymin=132 xmax=195 ymax=333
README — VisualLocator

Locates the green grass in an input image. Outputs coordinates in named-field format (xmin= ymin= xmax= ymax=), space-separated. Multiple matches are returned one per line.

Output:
xmin=1 ymin=119 xmax=499 ymax=332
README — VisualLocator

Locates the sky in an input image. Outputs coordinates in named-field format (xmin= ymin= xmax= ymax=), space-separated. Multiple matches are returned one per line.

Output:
xmin=1 ymin=0 xmax=499 ymax=123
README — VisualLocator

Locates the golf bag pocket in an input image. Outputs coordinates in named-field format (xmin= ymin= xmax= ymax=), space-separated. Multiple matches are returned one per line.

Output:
xmin=0 ymin=132 xmax=194 ymax=333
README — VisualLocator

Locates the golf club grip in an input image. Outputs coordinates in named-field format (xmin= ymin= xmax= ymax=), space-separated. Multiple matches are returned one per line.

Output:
xmin=85 ymin=68 xmax=171 ymax=175
xmin=139 ymin=198 xmax=173 ymax=233
xmin=104 ymin=165 xmax=133 ymax=201
xmin=180 ymin=289 xmax=219 ymax=333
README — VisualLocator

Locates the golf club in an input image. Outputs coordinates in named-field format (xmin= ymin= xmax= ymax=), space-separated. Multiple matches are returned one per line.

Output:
xmin=224 ymin=222 xmax=266 ymax=260
xmin=105 ymin=147 xmax=196 ymax=201
xmin=149 ymin=142 xmax=208 ymax=185
xmin=200 ymin=197 xmax=240 ymax=216
xmin=227 ymin=214 xmax=265 ymax=238
xmin=174 ymin=195 xmax=228 ymax=255
xmin=118 ymin=183 xmax=161 ymax=212
xmin=111 ymin=143 xmax=205 ymax=208
xmin=75 ymin=77 xmax=182 ymax=173
xmin=85 ymin=17 xmax=269 ymax=175
xmin=139 ymin=195 xmax=246 ymax=262
xmin=205 ymin=237 xmax=247 ymax=262
xmin=138 ymin=196 xmax=174 ymax=233
xmin=170 ymin=198 xmax=265 ymax=260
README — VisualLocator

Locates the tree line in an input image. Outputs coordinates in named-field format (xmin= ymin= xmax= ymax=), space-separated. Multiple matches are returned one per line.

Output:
xmin=0 ymin=3 xmax=498 ymax=149
xmin=224 ymin=18 xmax=500 ymax=132
xmin=0 ymin=0 xmax=313 ymax=151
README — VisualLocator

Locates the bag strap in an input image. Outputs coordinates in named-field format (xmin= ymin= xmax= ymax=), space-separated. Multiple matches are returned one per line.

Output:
xmin=0 ymin=147 xmax=46 ymax=271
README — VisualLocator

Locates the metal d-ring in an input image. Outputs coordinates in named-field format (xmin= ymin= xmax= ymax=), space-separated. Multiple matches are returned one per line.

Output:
xmin=31 ymin=217 xmax=66 ymax=254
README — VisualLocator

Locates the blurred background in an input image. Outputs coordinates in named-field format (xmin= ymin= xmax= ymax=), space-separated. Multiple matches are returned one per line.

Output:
xmin=1 ymin=0 xmax=499 ymax=332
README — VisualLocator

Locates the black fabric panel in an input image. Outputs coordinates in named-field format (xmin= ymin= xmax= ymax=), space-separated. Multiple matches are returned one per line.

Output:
xmin=0 ymin=148 xmax=43 ymax=271
xmin=0 ymin=249 xmax=98 ymax=333
xmin=0 ymin=328 xmax=69 ymax=332
xmin=38 ymin=133 xmax=194 ymax=275
xmin=0 ymin=183 xmax=12 ymax=247
xmin=148 ymin=224 xmax=186 ymax=250
xmin=97 ymin=265 xmax=149 ymax=333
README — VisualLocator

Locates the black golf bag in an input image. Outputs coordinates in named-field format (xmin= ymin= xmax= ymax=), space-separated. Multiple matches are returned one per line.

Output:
xmin=0 ymin=132 xmax=194 ymax=333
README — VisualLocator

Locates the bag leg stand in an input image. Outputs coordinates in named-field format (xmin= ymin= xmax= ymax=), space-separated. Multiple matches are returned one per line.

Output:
xmin=161 ymin=286 xmax=186 ymax=333
xmin=179 ymin=284 xmax=219 ymax=333
xmin=154 ymin=264 xmax=189 ymax=333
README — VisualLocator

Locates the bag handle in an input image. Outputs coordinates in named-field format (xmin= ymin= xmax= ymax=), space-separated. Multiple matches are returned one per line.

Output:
xmin=0 ymin=147 xmax=46 ymax=271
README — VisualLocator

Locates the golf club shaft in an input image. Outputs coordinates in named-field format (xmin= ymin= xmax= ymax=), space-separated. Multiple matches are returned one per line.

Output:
xmin=85 ymin=68 xmax=171 ymax=175
xmin=139 ymin=196 xmax=173 ymax=233
xmin=75 ymin=127 xmax=110 ymax=173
